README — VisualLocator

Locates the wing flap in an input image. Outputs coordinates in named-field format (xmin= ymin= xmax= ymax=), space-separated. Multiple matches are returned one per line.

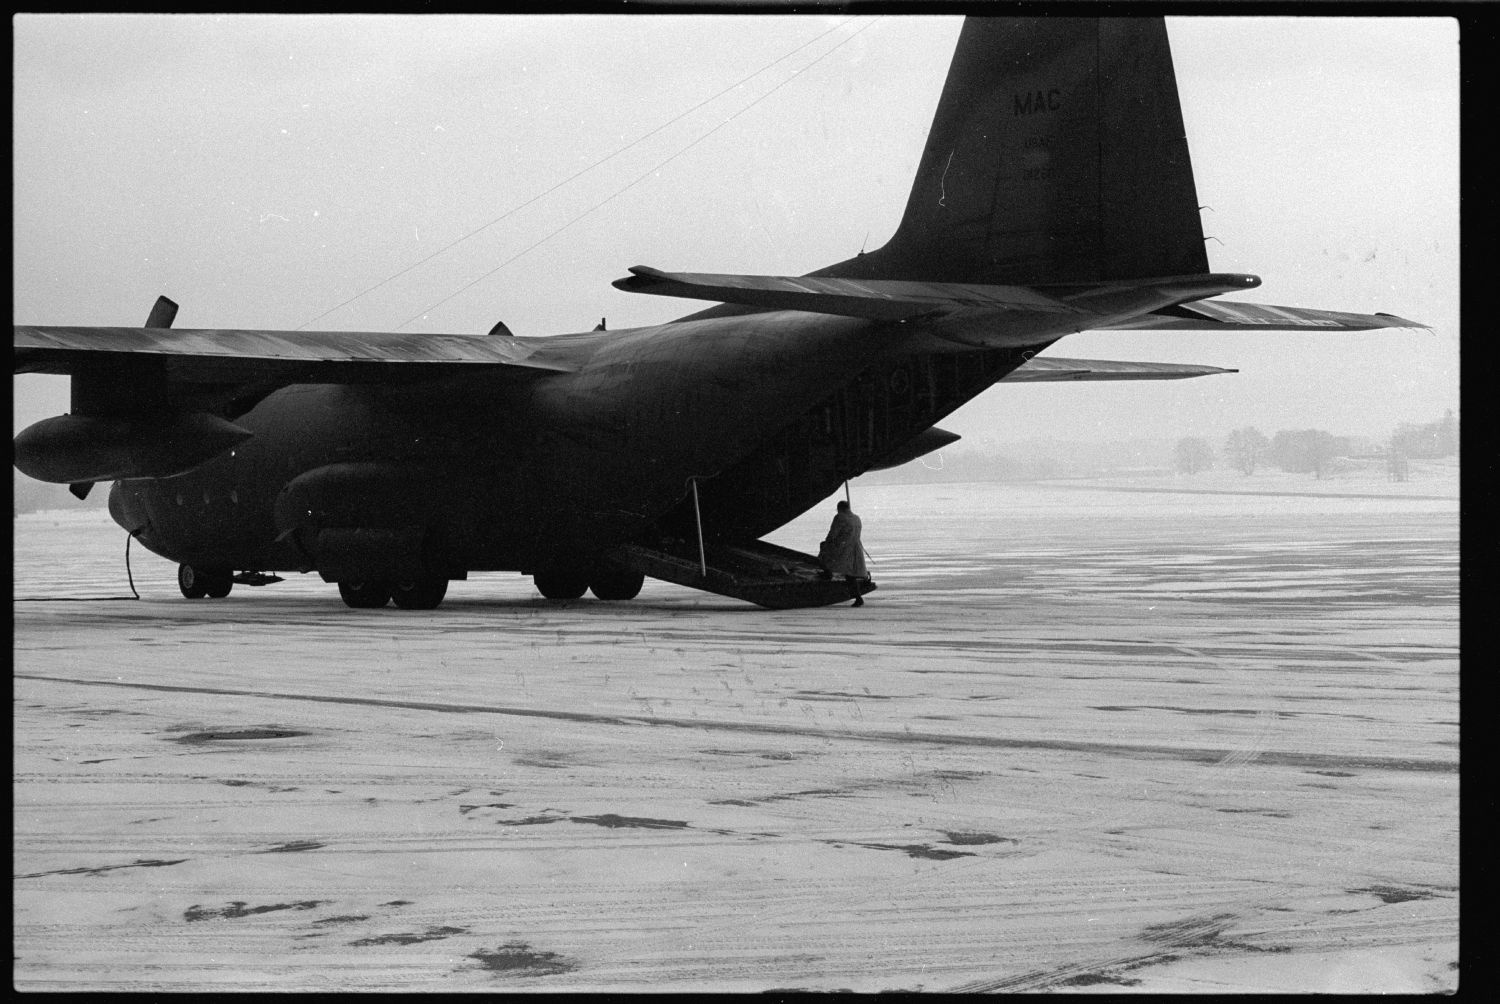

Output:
xmin=1004 ymin=356 xmax=1237 ymax=382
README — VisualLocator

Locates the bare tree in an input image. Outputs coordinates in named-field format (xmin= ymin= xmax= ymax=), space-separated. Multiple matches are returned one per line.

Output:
xmin=1391 ymin=409 xmax=1459 ymax=459
xmin=1386 ymin=447 xmax=1410 ymax=482
xmin=1270 ymin=429 xmax=1340 ymax=479
xmin=1174 ymin=437 xmax=1214 ymax=474
xmin=1224 ymin=427 xmax=1269 ymax=475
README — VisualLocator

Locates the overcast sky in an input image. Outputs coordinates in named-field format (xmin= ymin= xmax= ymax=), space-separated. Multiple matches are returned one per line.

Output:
xmin=13 ymin=14 xmax=1458 ymax=450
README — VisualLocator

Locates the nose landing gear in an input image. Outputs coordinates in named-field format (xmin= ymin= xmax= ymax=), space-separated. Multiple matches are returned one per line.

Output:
xmin=177 ymin=566 xmax=284 ymax=599
xmin=178 ymin=564 xmax=233 ymax=599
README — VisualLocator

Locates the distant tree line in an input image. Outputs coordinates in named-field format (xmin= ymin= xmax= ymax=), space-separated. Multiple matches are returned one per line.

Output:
xmin=1171 ymin=410 xmax=1457 ymax=480
xmin=1176 ymin=427 xmax=1342 ymax=479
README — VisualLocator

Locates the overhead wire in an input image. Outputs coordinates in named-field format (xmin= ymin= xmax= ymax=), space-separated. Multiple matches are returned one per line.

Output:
xmin=297 ymin=17 xmax=867 ymax=332
xmin=396 ymin=16 xmax=882 ymax=331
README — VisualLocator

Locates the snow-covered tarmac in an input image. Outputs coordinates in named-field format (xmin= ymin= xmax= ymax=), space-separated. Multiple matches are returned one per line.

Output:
xmin=13 ymin=475 xmax=1459 ymax=992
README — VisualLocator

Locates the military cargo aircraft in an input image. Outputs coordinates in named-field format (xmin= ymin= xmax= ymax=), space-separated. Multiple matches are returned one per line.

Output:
xmin=13 ymin=18 xmax=1421 ymax=610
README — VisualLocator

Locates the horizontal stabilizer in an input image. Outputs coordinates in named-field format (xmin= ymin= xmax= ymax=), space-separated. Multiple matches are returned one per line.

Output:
xmin=1107 ymin=300 xmax=1426 ymax=332
xmin=614 ymin=266 xmax=1079 ymax=322
xmin=1004 ymin=356 xmax=1236 ymax=382
xmin=14 ymin=325 xmax=574 ymax=382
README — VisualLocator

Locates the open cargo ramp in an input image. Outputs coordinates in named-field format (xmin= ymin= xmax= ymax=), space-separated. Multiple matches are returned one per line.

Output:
xmin=608 ymin=539 xmax=875 ymax=610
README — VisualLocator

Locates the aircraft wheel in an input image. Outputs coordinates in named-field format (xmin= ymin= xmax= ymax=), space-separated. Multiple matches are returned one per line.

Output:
xmin=589 ymin=564 xmax=644 ymax=601
xmin=392 ymin=577 xmax=449 ymax=610
xmin=533 ymin=568 xmax=588 ymax=600
xmin=178 ymin=563 xmax=208 ymax=599
xmin=202 ymin=569 xmax=234 ymax=599
xmin=339 ymin=580 xmax=391 ymax=609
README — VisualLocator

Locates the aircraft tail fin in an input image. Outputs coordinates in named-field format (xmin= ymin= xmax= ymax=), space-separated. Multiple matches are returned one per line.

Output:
xmin=822 ymin=18 xmax=1209 ymax=286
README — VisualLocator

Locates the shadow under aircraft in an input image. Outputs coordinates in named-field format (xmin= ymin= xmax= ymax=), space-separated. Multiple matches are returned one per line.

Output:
xmin=14 ymin=18 xmax=1422 ymax=610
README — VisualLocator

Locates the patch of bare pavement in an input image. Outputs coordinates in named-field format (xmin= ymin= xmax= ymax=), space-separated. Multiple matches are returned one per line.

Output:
xmin=13 ymin=477 xmax=1458 ymax=992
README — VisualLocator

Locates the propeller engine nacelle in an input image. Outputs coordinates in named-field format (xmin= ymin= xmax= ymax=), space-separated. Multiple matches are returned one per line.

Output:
xmin=11 ymin=295 xmax=254 ymax=488
xmin=13 ymin=411 xmax=254 ymax=484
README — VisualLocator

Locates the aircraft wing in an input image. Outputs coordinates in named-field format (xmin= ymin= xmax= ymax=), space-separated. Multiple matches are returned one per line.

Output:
xmin=13 ymin=325 xmax=575 ymax=383
xmin=1003 ymin=356 xmax=1237 ymax=382
xmin=616 ymin=266 xmax=1424 ymax=332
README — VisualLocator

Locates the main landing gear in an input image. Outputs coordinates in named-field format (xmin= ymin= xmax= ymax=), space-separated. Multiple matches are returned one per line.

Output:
xmin=589 ymin=562 xmax=645 ymax=601
xmin=337 ymin=576 xmax=449 ymax=610
xmin=533 ymin=561 xmax=644 ymax=601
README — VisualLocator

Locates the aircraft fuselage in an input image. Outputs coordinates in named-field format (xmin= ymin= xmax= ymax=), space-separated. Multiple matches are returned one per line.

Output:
xmin=108 ymin=308 xmax=1031 ymax=580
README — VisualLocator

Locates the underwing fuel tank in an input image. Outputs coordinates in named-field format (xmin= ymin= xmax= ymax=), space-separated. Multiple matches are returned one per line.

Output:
xmin=12 ymin=412 xmax=253 ymax=484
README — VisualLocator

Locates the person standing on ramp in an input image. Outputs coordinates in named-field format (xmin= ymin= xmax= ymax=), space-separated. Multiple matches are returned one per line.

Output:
xmin=819 ymin=500 xmax=869 ymax=607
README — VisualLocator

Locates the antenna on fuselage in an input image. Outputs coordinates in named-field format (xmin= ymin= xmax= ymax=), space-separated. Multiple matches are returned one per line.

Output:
xmin=687 ymin=476 xmax=708 ymax=578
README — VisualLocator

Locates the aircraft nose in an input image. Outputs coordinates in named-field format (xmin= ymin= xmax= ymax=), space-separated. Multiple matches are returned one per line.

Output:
xmin=107 ymin=481 xmax=151 ymax=540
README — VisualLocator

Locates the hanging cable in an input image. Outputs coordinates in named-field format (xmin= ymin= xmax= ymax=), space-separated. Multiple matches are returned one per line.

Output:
xmin=121 ymin=524 xmax=145 ymax=599
xmin=125 ymin=532 xmax=140 ymax=599
xmin=298 ymin=17 xmax=867 ymax=331
xmin=397 ymin=16 xmax=883 ymax=331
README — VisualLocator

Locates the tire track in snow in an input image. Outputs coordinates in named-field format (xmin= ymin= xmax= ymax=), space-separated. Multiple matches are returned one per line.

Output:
xmin=14 ymin=673 xmax=1455 ymax=774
